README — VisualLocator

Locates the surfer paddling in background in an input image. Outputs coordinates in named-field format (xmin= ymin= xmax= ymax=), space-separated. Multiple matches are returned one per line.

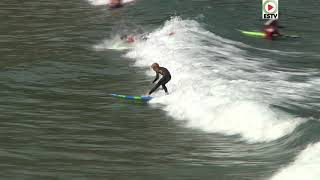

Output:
xmin=120 ymin=32 xmax=175 ymax=44
xmin=108 ymin=0 xmax=123 ymax=9
xmin=120 ymin=34 xmax=135 ymax=43
xmin=148 ymin=63 xmax=171 ymax=95
xmin=263 ymin=19 xmax=281 ymax=40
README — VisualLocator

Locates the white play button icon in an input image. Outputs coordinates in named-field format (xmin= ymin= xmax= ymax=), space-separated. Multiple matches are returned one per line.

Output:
xmin=264 ymin=2 xmax=276 ymax=13
xmin=262 ymin=0 xmax=279 ymax=19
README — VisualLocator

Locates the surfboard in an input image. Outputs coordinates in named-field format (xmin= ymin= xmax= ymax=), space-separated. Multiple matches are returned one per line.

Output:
xmin=239 ymin=30 xmax=266 ymax=38
xmin=89 ymin=0 xmax=134 ymax=6
xmin=238 ymin=30 xmax=300 ymax=39
xmin=110 ymin=93 xmax=152 ymax=101
xmin=108 ymin=42 xmax=133 ymax=50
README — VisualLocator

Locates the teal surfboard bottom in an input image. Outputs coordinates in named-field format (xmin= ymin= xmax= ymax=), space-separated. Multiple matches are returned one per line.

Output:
xmin=110 ymin=93 xmax=153 ymax=101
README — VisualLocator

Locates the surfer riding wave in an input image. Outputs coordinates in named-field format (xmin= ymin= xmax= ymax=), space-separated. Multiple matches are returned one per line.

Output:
xmin=148 ymin=63 xmax=171 ymax=95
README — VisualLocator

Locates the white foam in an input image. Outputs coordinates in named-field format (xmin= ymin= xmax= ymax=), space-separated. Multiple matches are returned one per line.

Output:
xmin=270 ymin=142 xmax=320 ymax=180
xmin=94 ymin=35 xmax=133 ymax=51
xmin=125 ymin=17 xmax=310 ymax=142
xmin=88 ymin=0 xmax=135 ymax=6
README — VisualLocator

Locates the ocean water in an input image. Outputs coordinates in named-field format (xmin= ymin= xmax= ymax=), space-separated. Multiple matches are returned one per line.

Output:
xmin=0 ymin=0 xmax=319 ymax=179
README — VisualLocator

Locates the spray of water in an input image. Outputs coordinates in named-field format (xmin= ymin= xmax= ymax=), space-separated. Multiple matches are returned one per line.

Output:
xmin=124 ymin=17 xmax=305 ymax=143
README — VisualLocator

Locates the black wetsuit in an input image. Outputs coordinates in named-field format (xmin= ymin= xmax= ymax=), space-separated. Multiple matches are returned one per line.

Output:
xmin=149 ymin=67 xmax=171 ymax=95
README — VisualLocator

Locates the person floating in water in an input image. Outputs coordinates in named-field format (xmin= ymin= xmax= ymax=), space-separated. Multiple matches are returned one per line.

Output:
xmin=148 ymin=63 xmax=171 ymax=95
xmin=120 ymin=31 xmax=175 ymax=44
xmin=263 ymin=19 xmax=281 ymax=40
xmin=168 ymin=32 xmax=175 ymax=36
xmin=108 ymin=0 xmax=123 ymax=9
xmin=120 ymin=35 xmax=135 ymax=43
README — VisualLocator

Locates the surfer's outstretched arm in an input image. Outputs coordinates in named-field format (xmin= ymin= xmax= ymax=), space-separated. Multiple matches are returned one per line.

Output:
xmin=148 ymin=82 xmax=160 ymax=95
xmin=149 ymin=76 xmax=171 ymax=95
xmin=152 ymin=72 xmax=159 ymax=83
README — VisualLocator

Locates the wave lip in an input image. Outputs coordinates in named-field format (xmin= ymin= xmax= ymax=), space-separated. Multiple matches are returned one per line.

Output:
xmin=126 ymin=17 xmax=304 ymax=143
